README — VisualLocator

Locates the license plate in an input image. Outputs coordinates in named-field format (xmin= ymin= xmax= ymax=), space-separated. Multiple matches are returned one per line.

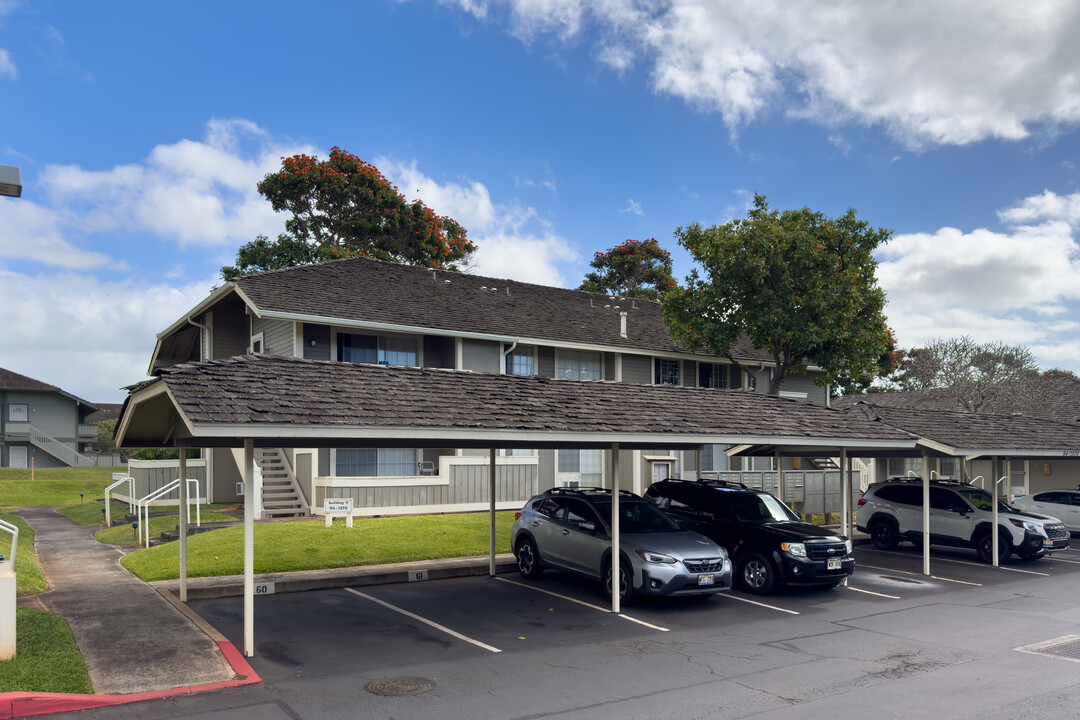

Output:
xmin=698 ymin=574 xmax=714 ymax=586
xmin=827 ymin=558 xmax=842 ymax=570
xmin=1044 ymin=539 xmax=1056 ymax=548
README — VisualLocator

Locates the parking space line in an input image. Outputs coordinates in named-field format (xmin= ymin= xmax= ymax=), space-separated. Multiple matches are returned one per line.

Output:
xmin=494 ymin=577 xmax=669 ymax=631
xmin=721 ymin=594 xmax=799 ymax=614
xmin=344 ymin=588 xmax=502 ymax=653
xmin=1044 ymin=557 xmax=1080 ymax=565
xmin=843 ymin=586 xmax=901 ymax=599
xmin=857 ymin=563 xmax=982 ymax=586
xmin=860 ymin=550 xmax=1050 ymax=577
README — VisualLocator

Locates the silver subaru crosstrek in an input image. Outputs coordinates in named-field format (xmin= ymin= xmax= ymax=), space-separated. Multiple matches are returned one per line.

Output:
xmin=511 ymin=487 xmax=732 ymax=602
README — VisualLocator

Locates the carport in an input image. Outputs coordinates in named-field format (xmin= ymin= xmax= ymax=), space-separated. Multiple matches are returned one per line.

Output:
xmin=731 ymin=400 xmax=1080 ymax=575
xmin=115 ymin=354 xmax=918 ymax=657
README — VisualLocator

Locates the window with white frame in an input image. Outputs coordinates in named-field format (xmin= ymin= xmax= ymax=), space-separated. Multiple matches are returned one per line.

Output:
xmin=654 ymin=358 xmax=681 ymax=385
xmin=699 ymin=362 xmax=730 ymax=389
xmin=887 ymin=458 xmax=923 ymax=478
xmin=250 ymin=333 xmax=264 ymax=354
xmin=699 ymin=444 xmax=727 ymax=473
xmin=505 ymin=345 xmax=536 ymax=376
xmin=503 ymin=449 xmax=537 ymax=456
xmin=336 ymin=448 xmax=418 ymax=477
xmin=939 ymin=458 xmax=959 ymax=479
xmin=8 ymin=404 xmax=28 ymax=422
xmin=338 ymin=333 xmax=418 ymax=367
xmin=557 ymin=349 xmax=602 ymax=380
xmin=559 ymin=449 xmax=603 ymax=485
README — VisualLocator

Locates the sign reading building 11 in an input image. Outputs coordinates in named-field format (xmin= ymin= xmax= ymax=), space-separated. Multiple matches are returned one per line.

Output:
xmin=325 ymin=498 xmax=354 ymax=528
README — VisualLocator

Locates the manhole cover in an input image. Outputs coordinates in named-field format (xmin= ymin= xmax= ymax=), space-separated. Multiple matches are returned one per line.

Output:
xmin=1016 ymin=635 xmax=1080 ymax=663
xmin=365 ymin=677 xmax=438 ymax=696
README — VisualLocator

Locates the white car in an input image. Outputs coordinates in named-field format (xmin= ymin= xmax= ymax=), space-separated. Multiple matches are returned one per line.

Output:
xmin=1011 ymin=490 xmax=1080 ymax=533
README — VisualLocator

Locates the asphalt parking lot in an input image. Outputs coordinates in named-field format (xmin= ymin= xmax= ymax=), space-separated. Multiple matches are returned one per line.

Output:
xmin=67 ymin=543 xmax=1080 ymax=720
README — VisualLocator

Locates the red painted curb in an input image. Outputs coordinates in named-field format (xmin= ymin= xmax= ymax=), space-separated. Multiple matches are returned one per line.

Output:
xmin=0 ymin=641 xmax=262 ymax=719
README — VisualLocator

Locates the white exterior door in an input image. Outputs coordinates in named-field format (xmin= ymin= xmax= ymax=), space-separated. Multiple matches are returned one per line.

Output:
xmin=9 ymin=446 xmax=27 ymax=468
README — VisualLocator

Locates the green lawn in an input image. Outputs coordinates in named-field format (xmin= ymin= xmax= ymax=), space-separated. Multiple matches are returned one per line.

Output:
xmin=122 ymin=511 xmax=516 ymax=582
xmin=0 ymin=609 xmax=93 ymax=693
xmin=95 ymin=512 xmax=238 ymax=546
xmin=0 ymin=466 xmax=124 ymax=506
xmin=60 ymin=500 xmax=239 ymax=527
xmin=0 ymin=512 xmax=48 ymax=596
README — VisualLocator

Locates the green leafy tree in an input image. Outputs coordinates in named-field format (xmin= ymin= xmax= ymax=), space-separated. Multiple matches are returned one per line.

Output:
xmin=579 ymin=238 xmax=676 ymax=301
xmin=222 ymin=147 xmax=476 ymax=280
xmin=93 ymin=419 xmax=119 ymax=454
xmin=663 ymin=194 xmax=892 ymax=396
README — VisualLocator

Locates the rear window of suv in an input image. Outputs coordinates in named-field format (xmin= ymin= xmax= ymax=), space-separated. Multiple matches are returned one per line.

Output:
xmin=874 ymin=485 xmax=921 ymax=505
xmin=592 ymin=499 xmax=683 ymax=533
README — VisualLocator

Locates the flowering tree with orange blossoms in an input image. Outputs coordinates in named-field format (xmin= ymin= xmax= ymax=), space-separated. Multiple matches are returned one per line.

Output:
xmin=579 ymin=238 xmax=676 ymax=301
xmin=222 ymin=147 xmax=475 ymax=279
xmin=663 ymin=194 xmax=892 ymax=396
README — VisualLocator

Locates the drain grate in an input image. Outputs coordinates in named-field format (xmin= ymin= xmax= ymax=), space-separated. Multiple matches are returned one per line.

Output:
xmin=365 ymin=677 xmax=438 ymax=696
xmin=1015 ymin=635 xmax=1080 ymax=663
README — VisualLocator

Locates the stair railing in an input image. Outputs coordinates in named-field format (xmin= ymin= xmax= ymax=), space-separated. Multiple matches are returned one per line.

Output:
xmin=104 ymin=476 xmax=136 ymax=527
xmin=136 ymin=478 xmax=202 ymax=547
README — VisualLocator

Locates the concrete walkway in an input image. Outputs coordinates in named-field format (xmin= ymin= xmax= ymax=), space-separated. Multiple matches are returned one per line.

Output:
xmin=19 ymin=507 xmax=237 ymax=694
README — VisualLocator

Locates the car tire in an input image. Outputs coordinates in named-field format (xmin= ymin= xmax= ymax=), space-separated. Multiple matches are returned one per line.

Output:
xmin=975 ymin=531 xmax=1012 ymax=565
xmin=604 ymin=557 xmax=634 ymax=604
xmin=869 ymin=519 xmax=899 ymax=550
xmin=739 ymin=553 xmax=777 ymax=595
xmin=515 ymin=537 xmax=544 ymax=579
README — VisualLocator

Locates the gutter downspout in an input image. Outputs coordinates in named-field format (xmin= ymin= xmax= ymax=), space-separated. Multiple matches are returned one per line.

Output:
xmin=501 ymin=340 xmax=519 ymax=374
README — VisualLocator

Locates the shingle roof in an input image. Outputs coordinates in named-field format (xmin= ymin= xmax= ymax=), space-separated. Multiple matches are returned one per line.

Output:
xmin=233 ymin=256 xmax=773 ymax=362
xmin=847 ymin=402 xmax=1080 ymax=453
xmin=130 ymin=354 xmax=908 ymax=444
xmin=85 ymin=404 xmax=123 ymax=424
xmin=0 ymin=367 xmax=58 ymax=392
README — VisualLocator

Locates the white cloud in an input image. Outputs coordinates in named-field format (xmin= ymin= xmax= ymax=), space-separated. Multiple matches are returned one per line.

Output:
xmin=0 ymin=199 xmax=119 ymax=269
xmin=376 ymin=156 xmax=578 ymax=285
xmin=879 ymin=190 xmax=1080 ymax=371
xmin=619 ymin=199 xmax=643 ymax=215
xmin=0 ymin=270 xmax=215 ymax=402
xmin=450 ymin=0 xmax=1080 ymax=148
xmin=0 ymin=49 xmax=15 ymax=78
xmin=38 ymin=118 xmax=313 ymax=250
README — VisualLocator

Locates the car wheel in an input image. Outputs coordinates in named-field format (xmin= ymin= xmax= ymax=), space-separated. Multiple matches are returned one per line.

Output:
xmin=869 ymin=519 xmax=898 ymax=550
xmin=975 ymin=531 xmax=1012 ymax=565
xmin=515 ymin=537 xmax=544 ymax=579
xmin=739 ymin=553 xmax=777 ymax=595
xmin=604 ymin=557 xmax=634 ymax=604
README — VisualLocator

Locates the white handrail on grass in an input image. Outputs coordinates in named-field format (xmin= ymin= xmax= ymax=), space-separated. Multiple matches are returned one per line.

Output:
xmin=104 ymin=475 xmax=136 ymax=528
xmin=136 ymin=478 xmax=203 ymax=547
xmin=0 ymin=520 xmax=18 ymax=568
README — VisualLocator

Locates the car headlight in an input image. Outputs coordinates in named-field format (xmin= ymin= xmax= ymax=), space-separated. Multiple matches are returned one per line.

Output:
xmin=845 ymin=539 xmax=853 ymax=554
xmin=635 ymin=549 xmax=676 ymax=564
xmin=781 ymin=542 xmax=807 ymax=557
xmin=1009 ymin=518 xmax=1046 ymax=536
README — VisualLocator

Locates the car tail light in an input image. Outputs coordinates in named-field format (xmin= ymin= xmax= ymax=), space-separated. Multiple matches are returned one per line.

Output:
xmin=514 ymin=511 xmax=522 ymax=520
xmin=857 ymin=499 xmax=867 ymax=507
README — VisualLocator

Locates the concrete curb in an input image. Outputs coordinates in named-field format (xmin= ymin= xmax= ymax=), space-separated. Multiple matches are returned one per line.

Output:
xmin=152 ymin=553 xmax=519 ymax=600
xmin=0 ymin=641 xmax=261 ymax=719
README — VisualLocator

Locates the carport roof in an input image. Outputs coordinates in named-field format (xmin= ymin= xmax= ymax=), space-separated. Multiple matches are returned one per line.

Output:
xmin=115 ymin=354 xmax=917 ymax=451
xmin=843 ymin=401 xmax=1080 ymax=458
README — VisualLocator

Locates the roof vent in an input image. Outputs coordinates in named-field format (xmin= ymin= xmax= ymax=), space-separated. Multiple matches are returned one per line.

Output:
xmin=444 ymin=279 xmax=451 ymax=284
xmin=620 ymin=312 xmax=628 ymax=338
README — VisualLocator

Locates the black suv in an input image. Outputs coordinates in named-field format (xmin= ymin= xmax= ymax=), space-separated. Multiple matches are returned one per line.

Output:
xmin=644 ymin=479 xmax=854 ymax=595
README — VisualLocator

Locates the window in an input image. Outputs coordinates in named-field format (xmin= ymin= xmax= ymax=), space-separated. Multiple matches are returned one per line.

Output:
xmin=250 ymin=333 xmax=264 ymax=354
xmin=505 ymin=345 xmax=535 ymax=376
xmin=504 ymin=449 xmax=537 ymax=457
xmin=699 ymin=445 xmax=728 ymax=473
xmin=939 ymin=458 xmax=959 ymax=478
xmin=557 ymin=350 xmax=602 ymax=380
xmin=699 ymin=362 xmax=730 ymax=389
xmin=336 ymin=448 xmax=417 ymax=477
xmin=558 ymin=449 xmax=603 ymax=485
xmin=887 ymin=458 xmax=923 ymax=478
xmin=8 ymin=404 xmax=27 ymax=422
xmin=654 ymin=358 xmax=681 ymax=385
xmin=338 ymin=333 xmax=418 ymax=367
xmin=876 ymin=485 xmax=921 ymax=506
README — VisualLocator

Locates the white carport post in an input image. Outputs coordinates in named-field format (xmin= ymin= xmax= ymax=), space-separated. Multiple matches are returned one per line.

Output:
xmin=179 ymin=452 xmax=188 ymax=603
xmin=489 ymin=449 xmax=497 ymax=576
xmin=243 ymin=439 xmax=255 ymax=657
xmin=611 ymin=443 xmax=620 ymax=614
xmin=922 ymin=451 xmax=930 ymax=576
xmin=992 ymin=456 xmax=1001 ymax=568
xmin=840 ymin=448 xmax=850 ymax=587
xmin=776 ymin=450 xmax=784 ymax=505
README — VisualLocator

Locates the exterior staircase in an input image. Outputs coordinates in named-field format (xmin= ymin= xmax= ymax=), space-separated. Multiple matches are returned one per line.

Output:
xmin=28 ymin=425 xmax=95 ymax=467
xmin=255 ymin=448 xmax=308 ymax=518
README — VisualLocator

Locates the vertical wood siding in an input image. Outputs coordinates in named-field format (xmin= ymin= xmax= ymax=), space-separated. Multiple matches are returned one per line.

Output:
xmin=321 ymin=462 xmax=537 ymax=509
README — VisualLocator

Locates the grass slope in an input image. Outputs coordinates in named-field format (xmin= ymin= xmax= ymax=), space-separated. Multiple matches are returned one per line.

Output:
xmin=0 ymin=467 xmax=123 ymax=506
xmin=95 ymin=512 xmax=238 ymax=546
xmin=122 ymin=511 xmax=516 ymax=582
xmin=0 ymin=512 xmax=47 ymax=596
xmin=0 ymin=609 xmax=93 ymax=693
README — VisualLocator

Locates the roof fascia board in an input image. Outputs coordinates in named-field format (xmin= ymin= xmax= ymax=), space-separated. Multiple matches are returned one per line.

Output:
xmin=114 ymin=381 xmax=169 ymax=446
xmin=952 ymin=448 xmax=1080 ymax=458
xmin=916 ymin=437 xmax=957 ymax=456
xmin=255 ymin=309 xmax=779 ymax=366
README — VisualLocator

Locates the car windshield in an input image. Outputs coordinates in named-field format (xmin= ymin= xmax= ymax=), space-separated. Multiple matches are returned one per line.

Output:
xmin=592 ymin=499 xmax=684 ymax=533
xmin=729 ymin=493 xmax=801 ymax=523
xmin=955 ymin=487 xmax=1015 ymax=514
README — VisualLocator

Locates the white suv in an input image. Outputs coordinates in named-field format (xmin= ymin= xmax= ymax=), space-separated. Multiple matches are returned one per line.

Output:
xmin=856 ymin=478 xmax=1070 ymax=563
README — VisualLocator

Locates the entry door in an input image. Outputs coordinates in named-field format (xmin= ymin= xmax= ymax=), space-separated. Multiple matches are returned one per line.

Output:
xmin=9 ymin=446 xmax=27 ymax=468
xmin=652 ymin=462 xmax=671 ymax=483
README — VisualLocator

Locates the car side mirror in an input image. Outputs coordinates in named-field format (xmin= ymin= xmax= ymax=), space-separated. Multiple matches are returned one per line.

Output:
xmin=951 ymin=506 xmax=968 ymax=515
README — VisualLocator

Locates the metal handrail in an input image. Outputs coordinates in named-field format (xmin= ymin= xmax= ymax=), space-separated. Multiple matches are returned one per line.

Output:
xmin=136 ymin=478 xmax=202 ymax=547
xmin=104 ymin=476 xmax=136 ymax=527
xmin=0 ymin=520 xmax=18 ymax=568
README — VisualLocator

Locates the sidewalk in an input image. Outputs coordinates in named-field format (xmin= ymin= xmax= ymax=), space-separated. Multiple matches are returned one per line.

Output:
xmin=13 ymin=507 xmax=253 ymax=704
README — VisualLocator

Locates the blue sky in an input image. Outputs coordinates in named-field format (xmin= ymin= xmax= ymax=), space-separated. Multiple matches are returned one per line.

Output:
xmin=3 ymin=0 xmax=1080 ymax=403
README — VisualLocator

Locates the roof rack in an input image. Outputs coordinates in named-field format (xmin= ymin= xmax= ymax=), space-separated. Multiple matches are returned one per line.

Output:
xmin=887 ymin=476 xmax=972 ymax=486
xmin=543 ymin=487 xmax=639 ymax=497
xmin=663 ymin=477 xmax=749 ymax=490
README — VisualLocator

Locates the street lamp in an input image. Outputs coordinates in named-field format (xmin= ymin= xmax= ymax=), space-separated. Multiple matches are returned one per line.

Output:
xmin=0 ymin=164 xmax=22 ymax=198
